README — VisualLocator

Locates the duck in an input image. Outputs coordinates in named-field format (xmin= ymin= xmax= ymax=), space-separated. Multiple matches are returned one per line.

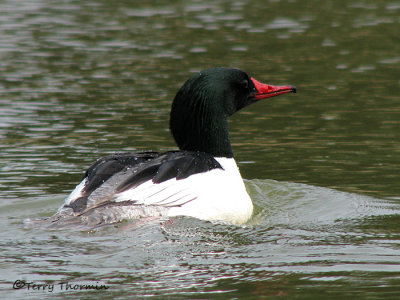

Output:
xmin=41 ymin=67 xmax=296 ymax=228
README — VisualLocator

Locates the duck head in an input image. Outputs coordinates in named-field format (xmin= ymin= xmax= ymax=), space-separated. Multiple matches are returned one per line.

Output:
xmin=170 ymin=68 xmax=296 ymax=158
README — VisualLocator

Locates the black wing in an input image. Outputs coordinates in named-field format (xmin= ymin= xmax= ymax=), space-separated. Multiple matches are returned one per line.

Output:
xmin=84 ymin=151 xmax=161 ymax=195
xmin=116 ymin=151 xmax=223 ymax=192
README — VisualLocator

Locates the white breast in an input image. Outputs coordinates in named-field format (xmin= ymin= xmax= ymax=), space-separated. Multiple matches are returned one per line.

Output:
xmin=168 ymin=157 xmax=254 ymax=224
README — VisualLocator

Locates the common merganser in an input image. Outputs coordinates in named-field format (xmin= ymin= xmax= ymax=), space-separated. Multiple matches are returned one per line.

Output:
xmin=43 ymin=68 xmax=295 ymax=227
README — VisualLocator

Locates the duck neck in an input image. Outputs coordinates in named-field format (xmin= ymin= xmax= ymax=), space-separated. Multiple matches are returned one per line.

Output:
xmin=170 ymin=101 xmax=233 ymax=158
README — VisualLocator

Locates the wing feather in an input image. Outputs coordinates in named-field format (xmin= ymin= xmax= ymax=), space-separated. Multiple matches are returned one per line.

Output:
xmin=60 ymin=151 xmax=222 ymax=217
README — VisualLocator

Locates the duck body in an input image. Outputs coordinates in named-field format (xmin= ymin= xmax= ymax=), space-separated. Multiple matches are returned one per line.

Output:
xmin=59 ymin=151 xmax=252 ymax=226
xmin=42 ymin=68 xmax=295 ymax=228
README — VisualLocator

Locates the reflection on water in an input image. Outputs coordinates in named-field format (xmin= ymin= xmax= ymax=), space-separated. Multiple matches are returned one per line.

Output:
xmin=1 ymin=0 xmax=400 ymax=298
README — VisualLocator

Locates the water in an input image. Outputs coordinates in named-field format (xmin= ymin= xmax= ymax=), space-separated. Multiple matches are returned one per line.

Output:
xmin=1 ymin=0 xmax=400 ymax=298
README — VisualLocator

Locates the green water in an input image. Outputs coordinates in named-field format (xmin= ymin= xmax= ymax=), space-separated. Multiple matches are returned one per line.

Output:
xmin=1 ymin=0 xmax=400 ymax=298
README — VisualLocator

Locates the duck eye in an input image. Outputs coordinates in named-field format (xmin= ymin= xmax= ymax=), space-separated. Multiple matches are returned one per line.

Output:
xmin=241 ymin=79 xmax=249 ymax=89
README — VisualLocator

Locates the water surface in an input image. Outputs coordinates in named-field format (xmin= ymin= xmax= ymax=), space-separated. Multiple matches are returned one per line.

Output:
xmin=1 ymin=0 xmax=400 ymax=298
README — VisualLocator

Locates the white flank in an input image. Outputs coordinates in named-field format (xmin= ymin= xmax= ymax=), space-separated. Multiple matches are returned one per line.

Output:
xmin=113 ymin=158 xmax=253 ymax=224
